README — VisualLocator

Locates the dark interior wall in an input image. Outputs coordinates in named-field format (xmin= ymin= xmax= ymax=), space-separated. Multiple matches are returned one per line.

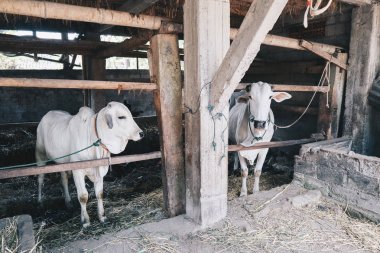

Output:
xmin=239 ymin=6 xmax=352 ymax=142
xmin=0 ymin=70 xmax=153 ymax=123
xmin=0 ymin=87 xmax=83 ymax=123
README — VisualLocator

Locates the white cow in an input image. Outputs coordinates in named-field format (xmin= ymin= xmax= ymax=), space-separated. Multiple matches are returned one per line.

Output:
xmin=229 ymin=82 xmax=291 ymax=196
xmin=36 ymin=101 xmax=144 ymax=227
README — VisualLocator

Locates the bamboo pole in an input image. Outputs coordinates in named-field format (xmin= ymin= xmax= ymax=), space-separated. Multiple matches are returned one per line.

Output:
xmin=0 ymin=1 xmax=342 ymax=54
xmin=0 ymin=78 xmax=157 ymax=91
xmin=237 ymin=83 xmax=330 ymax=93
xmin=0 ymin=0 xmax=166 ymax=30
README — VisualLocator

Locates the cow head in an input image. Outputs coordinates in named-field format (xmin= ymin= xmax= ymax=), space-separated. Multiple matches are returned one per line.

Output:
xmin=97 ymin=101 xmax=144 ymax=154
xmin=244 ymin=82 xmax=291 ymax=137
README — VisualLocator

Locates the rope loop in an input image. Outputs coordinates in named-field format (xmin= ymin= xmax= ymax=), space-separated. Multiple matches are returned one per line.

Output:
xmin=271 ymin=61 xmax=331 ymax=129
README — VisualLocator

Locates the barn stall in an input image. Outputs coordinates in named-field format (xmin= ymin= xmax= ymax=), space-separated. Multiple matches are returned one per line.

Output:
xmin=0 ymin=0 xmax=379 ymax=252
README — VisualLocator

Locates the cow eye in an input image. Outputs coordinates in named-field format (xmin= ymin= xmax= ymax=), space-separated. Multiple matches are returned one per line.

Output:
xmin=269 ymin=96 xmax=273 ymax=99
xmin=118 ymin=116 xmax=126 ymax=119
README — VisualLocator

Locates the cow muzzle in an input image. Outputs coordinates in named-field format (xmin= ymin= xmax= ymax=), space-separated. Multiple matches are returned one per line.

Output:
xmin=254 ymin=120 xmax=266 ymax=129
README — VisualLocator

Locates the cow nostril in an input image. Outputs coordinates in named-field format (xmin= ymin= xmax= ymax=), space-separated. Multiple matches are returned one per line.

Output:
xmin=139 ymin=132 xmax=144 ymax=138
xmin=254 ymin=121 xmax=266 ymax=129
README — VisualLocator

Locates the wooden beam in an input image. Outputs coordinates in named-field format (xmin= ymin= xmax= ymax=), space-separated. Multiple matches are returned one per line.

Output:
xmin=0 ymin=152 xmax=161 ymax=180
xmin=317 ymin=54 xmax=348 ymax=139
xmin=96 ymin=31 xmax=152 ymax=58
xmin=300 ymin=40 xmax=348 ymax=70
xmin=0 ymin=78 xmax=157 ymax=90
xmin=0 ymin=34 xmax=112 ymax=55
xmin=150 ymin=34 xmax=185 ymax=217
xmin=210 ymin=0 xmax=288 ymax=113
xmin=272 ymin=104 xmax=319 ymax=116
xmin=338 ymin=0 xmax=372 ymax=5
xmin=98 ymin=0 xmax=159 ymax=33
xmin=184 ymin=0 xmax=230 ymax=226
xmin=237 ymin=83 xmax=330 ymax=93
xmin=228 ymin=135 xmax=325 ymax=152
xmin=0 ymin=0 xmax=167 ymax=30
xmin=230 ymin=31 xmax=343 ymax=55
xmin=0 ymin=135 xmax=324 ymax=180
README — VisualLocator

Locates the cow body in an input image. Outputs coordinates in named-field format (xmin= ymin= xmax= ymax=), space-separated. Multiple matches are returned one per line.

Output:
xmin=229 ymin=82 xmax=291 ymax=196
xmin=36 ymin=102 xmax=143 ymax=227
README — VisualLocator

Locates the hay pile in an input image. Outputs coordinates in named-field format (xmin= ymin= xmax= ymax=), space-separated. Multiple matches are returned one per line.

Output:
xmin=194 ymin=199 xmax=380 ymax=252
xmin=38 ymin=189 xmax=165 ymax=251
xmin=0 ymin=217 xmax=20 ymax=252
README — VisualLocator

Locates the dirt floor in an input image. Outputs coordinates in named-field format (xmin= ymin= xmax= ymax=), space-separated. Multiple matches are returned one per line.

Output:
xmin=0 ymin=150 xmax=294 ymax=251
xmin=47 ymin=184 xmax=380 ymax=253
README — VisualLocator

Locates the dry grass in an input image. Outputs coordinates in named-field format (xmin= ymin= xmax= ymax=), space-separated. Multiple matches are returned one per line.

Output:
xmin=38 ymin=188 xmax=165 ymax=251
xmin=83 ymin=230 xmax=180 ymax=253
xmin=194 ymin=200 xmax=380 ymax=253
xmin=0 ymin=217 xmax=20 ymax=253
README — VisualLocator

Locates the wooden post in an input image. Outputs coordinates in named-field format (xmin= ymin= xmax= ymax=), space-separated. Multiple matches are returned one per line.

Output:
xmin=183 ymin=0 xmax=230 ymax=226
xmin=343 ymin=5 xmax=380 ymax=154
xmin=82 ymin=33 xmax=107 ymax=112
xmin=149 ymin=34 xmax=185 ymax=217
xmin=317 ymin=53 xmax=348 ymax=139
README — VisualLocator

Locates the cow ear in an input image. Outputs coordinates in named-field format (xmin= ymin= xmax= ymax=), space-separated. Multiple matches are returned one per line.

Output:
xmin=272 ymin=92 xmax=292 ymax=102
xmin=245 ymin=84 xmax=251 ymax=92
xmin=105 ymin=113 xmax=113 ymax=129
xmin=236 ymin=95 xmax=249 ymax=104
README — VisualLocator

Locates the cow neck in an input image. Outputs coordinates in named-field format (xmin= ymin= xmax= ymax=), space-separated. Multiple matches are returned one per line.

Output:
xmin=94 ymin=113 xmax=110 ymax=155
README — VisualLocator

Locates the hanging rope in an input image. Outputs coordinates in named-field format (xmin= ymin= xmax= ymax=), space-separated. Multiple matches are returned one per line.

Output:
xmin=271 ymin=61 xmax=331 ymax=129
xmin=304 ymin=0 xmax=333 ymax=28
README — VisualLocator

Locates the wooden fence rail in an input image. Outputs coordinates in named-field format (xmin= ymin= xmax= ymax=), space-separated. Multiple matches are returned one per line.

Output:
xmin=0 ymin=136 xmax=324 ymax=180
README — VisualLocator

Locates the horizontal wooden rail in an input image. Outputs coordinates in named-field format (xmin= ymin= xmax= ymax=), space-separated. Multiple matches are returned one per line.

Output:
xmin=0 ymin=0 xmax=167 ymax=30
xmin=0 ymin=78 xmax=157 ymax=91
xmin=228 ymin=135 xmax=325 ymax=152
xmin=0 ymin=136 xmax=324 ymax=179
xmin=237 ymin=83 xmax=330 ymax=93
xmin=0 ymin=152 xmax=162 ymax=179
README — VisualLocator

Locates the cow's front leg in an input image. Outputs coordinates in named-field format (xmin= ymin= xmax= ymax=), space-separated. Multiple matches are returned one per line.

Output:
xmin=253 ymin=148 xmax=269 ymax=192
xmin=73 ymin=172 xmax=90 ymax=227
xmin=94 ymin=179 xmax=106 ymax=223
xmin=238 ymin=153 xmax=249 ymax=197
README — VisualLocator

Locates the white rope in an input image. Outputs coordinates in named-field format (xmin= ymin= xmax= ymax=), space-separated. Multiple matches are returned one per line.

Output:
xmin=304 ymin=0 xmax=333 ymax=28
xmin=272 ymin=61 xmax=331 ymax=129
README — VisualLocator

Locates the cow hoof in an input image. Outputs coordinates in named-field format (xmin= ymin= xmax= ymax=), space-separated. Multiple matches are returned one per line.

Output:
xmin=239 ymin=192 xmax=247 ymax=197
xmin=82 ymin=222 xmax=91 ymax=228
xmin=253 ymin=188 xmax=260 ymax=193
xmin=99 ymin=216 xmax=107 ymax=223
